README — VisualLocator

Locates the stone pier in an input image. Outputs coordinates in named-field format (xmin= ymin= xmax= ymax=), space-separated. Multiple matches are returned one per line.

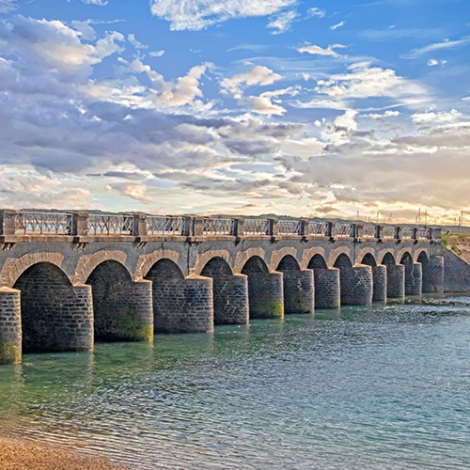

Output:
xmin=338 ymin=265 xmax=373 ymax=306
xmin=422 ymin=256 xmax=444 ymax=294
xmin=0 ymin=287 xmax=21 ymax=364
xmin=372 ymin=265 xmax=387 ymax=302
xmin=312 ymin=268 xmax=341 ymax=309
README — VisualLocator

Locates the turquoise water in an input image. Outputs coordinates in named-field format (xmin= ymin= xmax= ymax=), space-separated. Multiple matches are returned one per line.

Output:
xmin=1 ymin=298 xmax=470 ymax=469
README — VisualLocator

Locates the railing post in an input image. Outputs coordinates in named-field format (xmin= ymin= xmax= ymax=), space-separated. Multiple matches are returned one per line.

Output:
xmin=394 ymin=226 xmax=401 ymax=240
xmin=0 ymin=209 xmax=16 ymax=235
xmin=356 ymin=224 xmax=363 ymax=238
xmin=411 ymin=227 xmax=418 ymax=240
xmin=181 ymin=216 xmax=192 ymax=236
xmin=131 ymin=213 xmax=147 ymax=236
xmin=349 ymin=224 xmax=357 ymax=238
xmin=192 ymin=216 xmax=204 ymax=236
xmin=426 ymin=228 xmax=433 ymax=240
xmin=267 ymin=218 xmax=279 ymax=236
xmin=374 ymin=225 xmax=382 ymax=239
xmin=325 ymin=222 xmax=334 ymax=237
xmin=231 ymin=218 xmax=245 ymax=237
xmin=298 ymin=219 xmax=309 ymax=236
xmin=70 ymin=212 xmax=88 ymax=236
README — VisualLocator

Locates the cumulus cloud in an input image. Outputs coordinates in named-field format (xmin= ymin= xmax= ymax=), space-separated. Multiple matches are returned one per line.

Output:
xmin=297 ymin=43 xmax=346 ymax=57
xmin=221 ymin=65 xmax=282 ymax=99
xmin=150 ymin=0 xmax=296 ymax=31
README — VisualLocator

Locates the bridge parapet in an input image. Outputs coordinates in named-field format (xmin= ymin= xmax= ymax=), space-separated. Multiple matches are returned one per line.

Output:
xmin=0 ymin=209 xmax=442 ymax=241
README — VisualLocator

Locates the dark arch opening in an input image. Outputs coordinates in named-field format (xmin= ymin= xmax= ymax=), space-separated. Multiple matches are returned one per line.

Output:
xmin=382 ymin=252 xmax=396 ymax=266
xmin=241 ymin=256 xmax=269 ymax=274
xmin=201 ymin=257 xmax=233 ymax=277
xmin=417 ymin=251 xmax=429 ymax=265
xmin=361 ymin=253 xmax=377 ymax=267
xmin=86 ymin=260 xmax=135 ymax=342
xmin=277 ymin=255 xmax=300 ymax=272
xmin=333 ymin=253 xmax=353 ymax=269
xmin=307 ymin=254 xmax=328 ymax=269
xmin=14 ymin=262 xmax=77 ymax=353
xmin=146 ymin=259 xmax=184 ymax=280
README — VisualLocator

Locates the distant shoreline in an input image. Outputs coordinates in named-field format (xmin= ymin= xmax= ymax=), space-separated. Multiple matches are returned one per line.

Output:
xmin=0 ymin=436 xmax=132 ymax=470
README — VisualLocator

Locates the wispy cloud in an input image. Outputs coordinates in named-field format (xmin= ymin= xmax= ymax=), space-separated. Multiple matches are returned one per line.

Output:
xmin=82 ymin=0 xmax=108 ymax=5
xmin=297 ymin=43 xmax=346 ymax=57
xmin=128 ymin=34 xmax=148 ymax=50
xmin=307 ymin=7 xmax=325 ymax=19
xmin=330 ymin=21 xmax=345 ymax=31
xmin=150 ymin=0 xmax=297 ymax=31
xmin=0 ymin=0 xmax=16 ymax=13
xmin=403 ymin=36 xmax=470 ymax=58
xmin=267 ymin=10 xmax=298 ymax=35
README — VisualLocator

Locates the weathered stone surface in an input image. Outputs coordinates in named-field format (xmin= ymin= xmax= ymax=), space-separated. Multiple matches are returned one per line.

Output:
xmin=372 ymin=265 xmax=387 ymax=302
xmin=0 ymin=287 xmax=21 ymax=364
xmin=422 ymin=255 xmax=444 ymax=294
xmin=313 ymin=268 xmax=340 ymax=309
xmin=338 ymin=265 xmax=373 ymax=306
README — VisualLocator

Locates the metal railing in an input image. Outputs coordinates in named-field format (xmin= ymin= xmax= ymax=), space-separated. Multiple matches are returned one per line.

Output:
xmin=361 ymin=224 xmax=376 ymax=238
xmin=418 ymin=226 xmax=429 ymax=239
xmin=381 ymin=226 xmax=395 ymax=239
xmin=14 ymin=212 xmax=73 ymax=235
xmin=334 ymin=224 xmax=350 ymax=237
xmin=146 ymin=216 xmax=186 ymax=236
xmin=279 ymin=220 xmax=300 ymax=235
xmin=307 ymin=222 xmax=327 ymax=236
xmin=244 ymin=218 xmax=269 ymax=235
xmin=88 ymin=214 xmax=133 ymax=235
xmin=202 ymin=218 xmax=233 ymax=235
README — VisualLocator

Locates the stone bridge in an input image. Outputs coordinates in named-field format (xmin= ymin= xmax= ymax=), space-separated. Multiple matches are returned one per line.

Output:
xmin=0 ymin=209 xmax=459 ymax=364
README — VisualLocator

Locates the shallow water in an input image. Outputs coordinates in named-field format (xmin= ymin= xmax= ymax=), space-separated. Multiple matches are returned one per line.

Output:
xmin=1 ymin=297 xmax=470 ymax=469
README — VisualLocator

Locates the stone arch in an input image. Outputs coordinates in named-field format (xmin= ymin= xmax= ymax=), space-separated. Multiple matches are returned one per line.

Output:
xmin=193 ymin=250 xmax=231 ymax=276
xmin=377 ymin=249 xmax=395 ymax=265
xmin=241 ymin=256 xmax=270 ymax=274
xmin=233 ymin=247 xmax=266 ymax=274
xmin=329 ymin=247 xmax=352 ymax=268
xmin=86 ymin=260 xmax=151 ymax=342
xmin=136 ymin=250 xmax=181 ymax=279
xmin=356 ymin=247 xmax=376 ymax=266
xmin=381 ymin=252 xmax=404 ymax=299
xmin=73 ymin=250 xmax=128 ymax=285
xmin=0 ymin=252 xmax=66 ymax=288
xmin=276 ymin=255 xmax=301 ymax=272
xmin=361 ymin=253 xmax=377 ymax=266
xmin=400 ymin=251 xmax=421 ymax=295
xmin=14 ymin=262 xmax=92 ymax=353
xmin=301 ymin=247 xmax=326 ymax=270
xmin=269 ymin=247 xmax=298 ymax=272
xmin=201 ymin=257 xmax=248 ymax=325
xmin=307 ymin=254 xmax=328 ymax=269
xmin=416 ymin=250 xmax=429 ymax=264
xmin=333 ymin=253 xmax=353 ymax=268
xmin=146 ymin=258 xmax=185 ymax=280
xmin=381 ymin=252 xmax=396 ymax=266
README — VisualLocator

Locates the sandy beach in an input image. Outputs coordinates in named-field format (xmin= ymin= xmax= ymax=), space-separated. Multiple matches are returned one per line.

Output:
xmin=0 ymin=437 xmax=131 ymax=470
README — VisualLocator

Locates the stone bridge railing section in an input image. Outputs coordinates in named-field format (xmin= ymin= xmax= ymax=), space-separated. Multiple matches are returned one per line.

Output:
xmin=0 ymin=209 xmax=447 ymax=365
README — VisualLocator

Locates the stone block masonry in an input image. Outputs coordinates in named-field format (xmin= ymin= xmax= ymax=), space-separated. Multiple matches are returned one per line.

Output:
xmin=338 ymin=265 xmax=373 ymax=306
xmin=386 ymin=264 xmax=405 ymax=299
xmin=313 ymin=268 xmax=340 ymax=309
xmin=0 ymin=288 xmax=21 ymax=364
xmin=150 ymin=276 xmax=214 ymax=334
xmin=372 ymin=265 xmax=387 ymax=302
xmin=405 ymin=263 xmax=422 ymax=296
xmin=442 ymin=249 xmax=470 ymax=292
xmin=211 ymin=274 xmax=249 ymax=325
xmin=422 ymin=256 xmax=444 ymax=294
xmin=246 ymin=272 xmax=284 ymax=319
xmin=282 ymin=269 xmax=314 ymax=314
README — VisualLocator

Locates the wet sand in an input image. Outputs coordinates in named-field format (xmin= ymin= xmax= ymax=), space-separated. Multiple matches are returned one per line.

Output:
xmin=0 ymin=437 xmax=132 ymax=470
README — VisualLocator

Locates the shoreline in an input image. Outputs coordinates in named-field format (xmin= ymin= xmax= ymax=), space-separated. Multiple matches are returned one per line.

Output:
xmin=0 ymin=436 xmax=132 ymax=470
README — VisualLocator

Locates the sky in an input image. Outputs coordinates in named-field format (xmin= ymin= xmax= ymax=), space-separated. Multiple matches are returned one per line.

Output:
xmin=0 ymin=0 xmax=469 ymax=224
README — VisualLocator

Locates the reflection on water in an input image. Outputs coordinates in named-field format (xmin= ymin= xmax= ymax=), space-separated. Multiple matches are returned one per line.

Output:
xmin=1 ymin=297 xmax=470 ymax=469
